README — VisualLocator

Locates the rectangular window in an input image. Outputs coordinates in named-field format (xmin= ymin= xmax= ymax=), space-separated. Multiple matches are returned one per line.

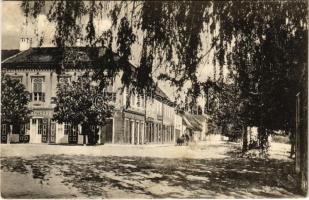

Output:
xmin=1 ymin=124 xmax=7 ymax=135
xmin=137 ymin=95 xmax=140 ymax=107
xmin=64 ymin=123 xmax=71 ymax=135
xmin=32 ymin=77 xmax=45 ymax=102
xmin=32 ymin=119 xmax=37 ymax=124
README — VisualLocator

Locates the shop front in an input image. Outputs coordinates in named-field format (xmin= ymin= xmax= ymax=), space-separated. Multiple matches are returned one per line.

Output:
xmin=29 ymin=109 xmax=54 ymax=144
xmin=123 ymin=111 xmax=145 ymax=144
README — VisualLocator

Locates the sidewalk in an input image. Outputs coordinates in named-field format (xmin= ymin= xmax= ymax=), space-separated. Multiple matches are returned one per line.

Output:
xmin=0 ymin=140 xmax=232 ymax=159
xmin=103 ymin=143 xmax=175 ymax=148
xmin=0 ymin=140 xmax=291 ymax=160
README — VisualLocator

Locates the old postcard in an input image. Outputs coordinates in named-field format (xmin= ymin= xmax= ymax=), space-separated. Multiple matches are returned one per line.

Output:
xmin=1 ymin=0 xmax=308 ymax=198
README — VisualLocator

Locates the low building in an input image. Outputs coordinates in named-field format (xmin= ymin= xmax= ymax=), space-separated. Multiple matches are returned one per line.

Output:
xmin=181 ymin=113 xmax=202 ymax=142
xmin=191 ymin=115 xmax=209 ymax=141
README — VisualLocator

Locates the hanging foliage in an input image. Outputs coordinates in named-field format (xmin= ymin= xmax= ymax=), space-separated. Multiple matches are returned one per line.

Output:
xmin=20 ymin=1 xmax=308 ymax=149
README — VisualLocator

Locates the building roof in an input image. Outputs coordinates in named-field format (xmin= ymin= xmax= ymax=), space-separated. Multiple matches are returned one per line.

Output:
xmin=154 ymin=86 xmax=170 ymax=103
xmin=2 ymin=46 xmax=173 ymax=103
xmin=192 ymin=114 xmax=208 ymax=122
xmin=182 ymin=113 xmax=203 ymax=132
xmin=1 ymin=47 xmax=111 ymax=69
xmin=1 ymin=49 xmax=20 ymax=61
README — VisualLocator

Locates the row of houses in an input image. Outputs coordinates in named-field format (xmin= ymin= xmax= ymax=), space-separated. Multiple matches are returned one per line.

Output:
xmin=1 ymin=38 xmax=210 ymax=145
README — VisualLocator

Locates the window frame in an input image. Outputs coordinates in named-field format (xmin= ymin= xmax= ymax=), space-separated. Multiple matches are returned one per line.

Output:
xmin=31 ymin=77 xmax=45 ymax=102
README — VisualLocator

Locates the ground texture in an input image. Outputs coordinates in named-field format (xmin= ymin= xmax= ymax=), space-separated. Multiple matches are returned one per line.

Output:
xmin=0 ymin=140 xmax=303 ymax=198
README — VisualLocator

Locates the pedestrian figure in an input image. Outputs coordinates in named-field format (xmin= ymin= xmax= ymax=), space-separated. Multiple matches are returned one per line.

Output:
xmin=176 ymin=136 xmax=185 ymax=145
xmin=185 ymin=134 xmax=189 ymax=146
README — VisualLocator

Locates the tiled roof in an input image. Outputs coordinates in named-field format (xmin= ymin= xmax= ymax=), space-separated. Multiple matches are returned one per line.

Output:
xmin=1 ymin=47 xmax=110 ymax=68
xmin=1 ymin=49 xmax=20 ymax=61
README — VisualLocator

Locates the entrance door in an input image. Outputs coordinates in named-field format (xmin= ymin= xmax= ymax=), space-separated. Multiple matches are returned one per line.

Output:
xmin=39 ymin=119 xmax=49 ymax=143
xmin=68 ymin=125 xmax=78 ymax=144
xmin=101 ymin=119 xmax=113 ymax=144
xmin=105 ymin=119 xmax=113 ymax=143
xmin=50 ymin=123 xmax=56 ymax=143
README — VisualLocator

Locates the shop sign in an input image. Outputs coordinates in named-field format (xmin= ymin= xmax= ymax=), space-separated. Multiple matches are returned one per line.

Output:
xmin=31 ymin=110 xmax=53 ymax=117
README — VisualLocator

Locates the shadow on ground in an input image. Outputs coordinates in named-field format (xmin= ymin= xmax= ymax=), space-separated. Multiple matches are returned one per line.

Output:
xmin=0 ymin=153 xmax=302 ymax=198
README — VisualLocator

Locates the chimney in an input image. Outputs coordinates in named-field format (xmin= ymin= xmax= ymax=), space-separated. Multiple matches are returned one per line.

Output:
xmin=76 ymin=38 xmax=84 ymax=47
xmin=19 ymin=37 xmax=32 ymax=51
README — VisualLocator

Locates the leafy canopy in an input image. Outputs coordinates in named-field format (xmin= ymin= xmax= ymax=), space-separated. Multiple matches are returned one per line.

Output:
xmin=21 ymin=1 xmax=308 ymax=134
xmin=1 ymin=74 xmax=31 ymax=125
xmin=53 ymin=72 xmax=114 ymax=127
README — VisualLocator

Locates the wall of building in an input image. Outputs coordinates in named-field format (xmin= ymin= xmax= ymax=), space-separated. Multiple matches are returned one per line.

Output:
xmin=174 ymin=114 xmax=183 ymax=140
xmin=3 ymin=66 xmax=185 ymax=145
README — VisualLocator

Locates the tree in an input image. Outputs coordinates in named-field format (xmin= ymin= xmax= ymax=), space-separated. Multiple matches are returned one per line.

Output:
xmin=1 ymin=74 xmax=31 ymax=143
xmin=210 ymin=83 xmax=243 ymax=142
xmin=212 ymin=1 xmax=307 ymax=151
xmin=53 ymin=72 xmax=113 ymax=144
xmin=21 ymin=1 xmax=307 ymax=151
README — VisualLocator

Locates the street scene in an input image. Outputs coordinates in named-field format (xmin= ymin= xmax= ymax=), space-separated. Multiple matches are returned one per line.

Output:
xmin=1 ymin=0 xmax=308 ymax=199
xmin=0 ymin=139 xmax=302 ymax=198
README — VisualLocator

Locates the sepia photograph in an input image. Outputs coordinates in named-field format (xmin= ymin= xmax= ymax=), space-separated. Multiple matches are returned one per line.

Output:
xmin=0 ymin=0 xmax=308 ymax=198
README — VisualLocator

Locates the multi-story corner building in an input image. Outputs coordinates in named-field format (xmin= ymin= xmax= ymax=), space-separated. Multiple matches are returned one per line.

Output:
xmin=1 ymin=38 xmax=176 ymax=145
xmin=144 ymin=88 xmax=175 ymax=144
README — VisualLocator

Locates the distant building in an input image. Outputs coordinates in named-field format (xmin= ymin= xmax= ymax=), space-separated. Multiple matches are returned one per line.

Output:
xmin=181 ymin=113 xmax=209 ymax=142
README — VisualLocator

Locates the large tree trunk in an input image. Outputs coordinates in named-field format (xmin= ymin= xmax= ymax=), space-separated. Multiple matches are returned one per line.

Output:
xmin=82 ymin=123 xmax=89 ymax=145
xmin=242 ymin=125 xmax=248 ymax=152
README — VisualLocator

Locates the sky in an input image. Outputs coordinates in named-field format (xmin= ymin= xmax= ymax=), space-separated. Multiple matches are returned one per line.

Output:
xmin=1 ymin=1 xmax=113 ymax=49
xmin=1 ymin=1 xmax=224 ymax=106
xmin=2 ymin=1 xmax=24 ymax=49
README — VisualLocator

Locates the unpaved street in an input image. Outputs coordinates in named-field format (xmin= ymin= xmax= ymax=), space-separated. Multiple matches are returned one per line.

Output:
xmin=0 ymin=141 xmax=302 ymax=198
